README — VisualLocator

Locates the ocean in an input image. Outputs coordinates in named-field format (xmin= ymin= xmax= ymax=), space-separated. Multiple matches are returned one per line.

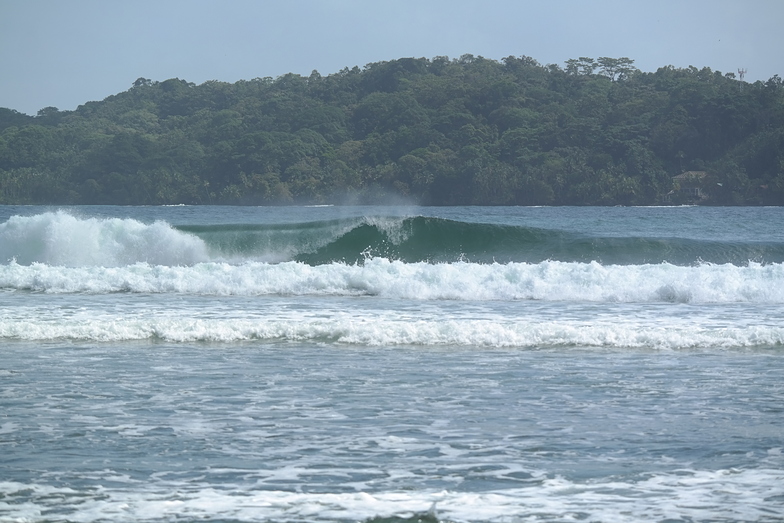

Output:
xmin=1 ymin=205 xmax=783 ymax=523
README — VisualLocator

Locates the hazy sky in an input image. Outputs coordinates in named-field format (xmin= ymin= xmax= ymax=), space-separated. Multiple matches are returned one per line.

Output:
xmin=2 ymin=0 xmax=782 ymax=115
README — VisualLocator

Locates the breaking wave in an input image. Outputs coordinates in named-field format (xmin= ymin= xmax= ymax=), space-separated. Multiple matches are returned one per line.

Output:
xmin=4 ymin=211 xmax=784 ymax=267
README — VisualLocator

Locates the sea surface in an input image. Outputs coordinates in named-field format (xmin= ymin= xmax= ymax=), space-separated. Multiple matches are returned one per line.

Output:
xmin=1 ymin=205 xmax=783 ymax=523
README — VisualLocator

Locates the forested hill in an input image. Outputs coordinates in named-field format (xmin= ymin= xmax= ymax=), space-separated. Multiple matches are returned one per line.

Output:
xmin=2 ymin=55 xmax=783 ymax=205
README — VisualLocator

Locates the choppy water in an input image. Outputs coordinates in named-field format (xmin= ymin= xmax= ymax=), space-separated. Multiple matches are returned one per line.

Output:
xmin=1 ymin=205 xmax=783 ymax=522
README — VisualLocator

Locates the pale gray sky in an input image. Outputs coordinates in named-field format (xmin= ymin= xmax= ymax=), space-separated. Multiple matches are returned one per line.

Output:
xmin=1 ymin=0 xmax=782 ymax=115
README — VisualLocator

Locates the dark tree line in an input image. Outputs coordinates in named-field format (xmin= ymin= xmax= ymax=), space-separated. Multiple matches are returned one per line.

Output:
xmin=1 ymin=54 xmax=783 ymax=205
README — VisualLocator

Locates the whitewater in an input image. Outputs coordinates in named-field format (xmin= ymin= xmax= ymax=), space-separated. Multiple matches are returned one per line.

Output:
xmin=1 ymin=205 xmax=783 ymax=523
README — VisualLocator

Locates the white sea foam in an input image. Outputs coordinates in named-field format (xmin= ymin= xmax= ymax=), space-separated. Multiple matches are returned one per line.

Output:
xmin=1 ymin=467 xmax=781 ymax=522
xmin=0 ymin=211 xmax=210 ymax=266
xmin=2 ymin=258 xmax=784 ymax=303
xmin=1 ymin=312 xmax=782 ymax=348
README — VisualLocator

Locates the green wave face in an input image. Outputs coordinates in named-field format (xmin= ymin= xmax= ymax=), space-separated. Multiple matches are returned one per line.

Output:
xmin=176 ymin=219 xmax=363 ymax=263
xmin=296 ymin=217 xmax=558 ymax=264
xmin=178 ymin=216 xmax=784 ymax=266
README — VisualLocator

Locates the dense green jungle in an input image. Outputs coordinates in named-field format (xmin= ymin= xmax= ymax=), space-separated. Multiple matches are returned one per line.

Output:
xmin=1 ymin=55 xmax=783 ymax=205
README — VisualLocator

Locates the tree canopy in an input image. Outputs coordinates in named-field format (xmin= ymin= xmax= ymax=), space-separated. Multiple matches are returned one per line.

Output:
xmin=2 ymin=55 xmax=783 ymax=205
